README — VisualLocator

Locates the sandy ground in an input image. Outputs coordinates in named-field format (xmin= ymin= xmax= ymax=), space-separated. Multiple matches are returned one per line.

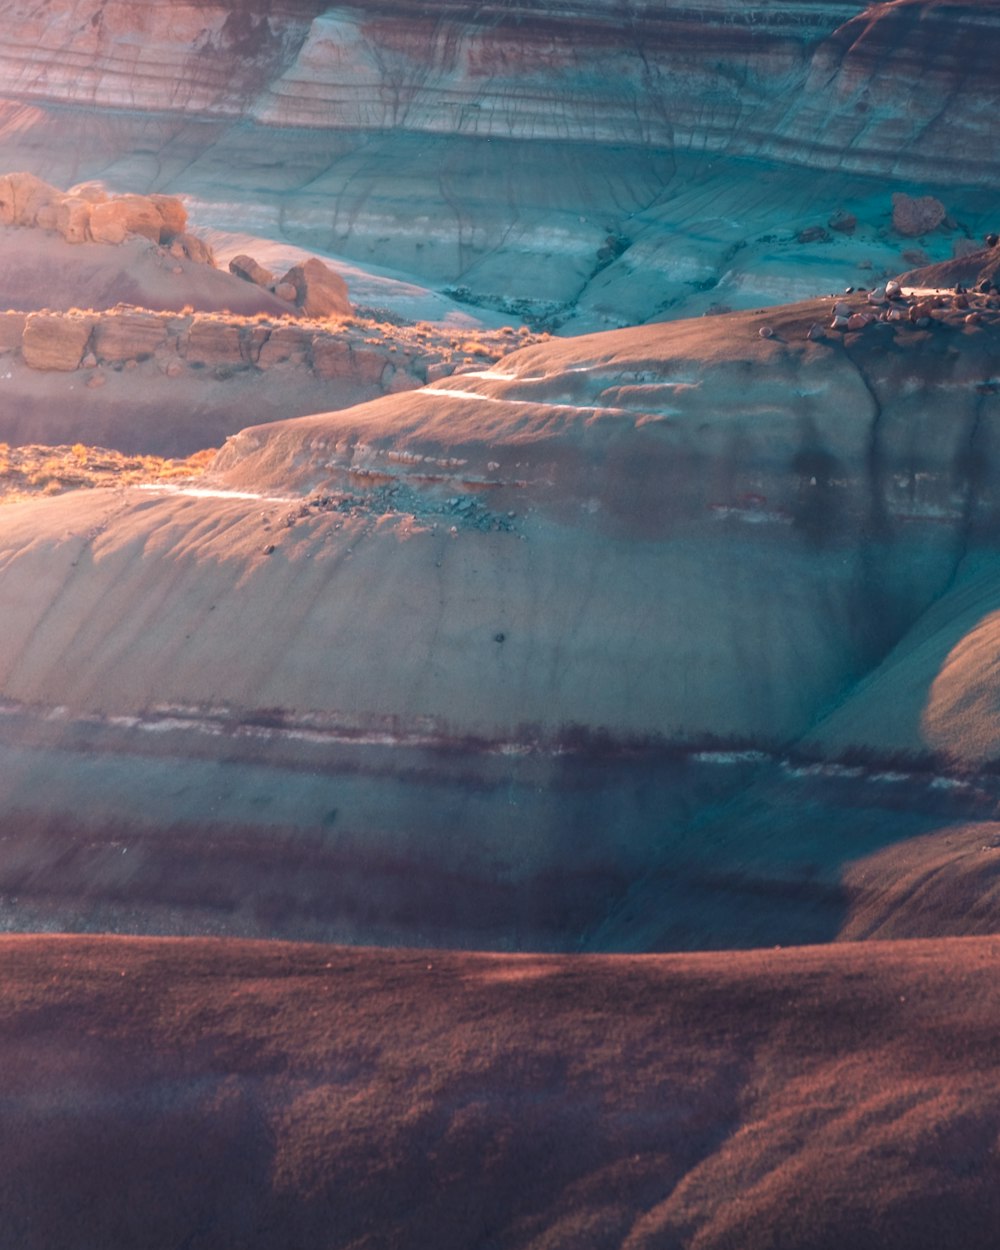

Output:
xmin=0 ymin=933 xmax=996 ymax=1250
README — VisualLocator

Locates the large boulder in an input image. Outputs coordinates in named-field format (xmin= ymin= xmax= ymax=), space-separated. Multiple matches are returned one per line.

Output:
xmin=22 ymin=313 xmax=95 ymax=370
xmin=279 ymin=258 xmax=351 ymax=318
xmin=892 ymin=192 xmax=946 ymax=237
xmin=0 ymin=172 xmax=60 ymax=227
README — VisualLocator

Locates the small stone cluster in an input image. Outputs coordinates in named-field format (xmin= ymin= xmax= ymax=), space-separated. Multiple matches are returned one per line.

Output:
xmin=0 ymin=171 xmax=208 ymax=260
xmin=258 ymin=486 xmax=520 ymax=552
xmin=811 ymin=278 xmax=1000 ymax=341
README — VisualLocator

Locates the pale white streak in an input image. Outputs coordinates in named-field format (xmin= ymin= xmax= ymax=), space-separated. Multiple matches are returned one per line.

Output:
xmin=135 ymin=484 xmax=298 ymax=503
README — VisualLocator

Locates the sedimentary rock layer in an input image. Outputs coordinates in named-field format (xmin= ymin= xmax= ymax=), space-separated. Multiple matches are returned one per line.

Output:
xmin=0 ymin=0 xmax=996 ymax=177
xmin=0 ymin=1 xmax=997 ymax=326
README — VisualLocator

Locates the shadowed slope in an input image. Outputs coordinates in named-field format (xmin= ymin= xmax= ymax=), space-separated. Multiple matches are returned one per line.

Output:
xmin=0 ymin=934 xmax=997 ymax=1250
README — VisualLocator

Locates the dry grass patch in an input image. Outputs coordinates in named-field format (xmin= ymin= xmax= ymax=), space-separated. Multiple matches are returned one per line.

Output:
xmin=0 ymin=442 xmax=215 ymax=503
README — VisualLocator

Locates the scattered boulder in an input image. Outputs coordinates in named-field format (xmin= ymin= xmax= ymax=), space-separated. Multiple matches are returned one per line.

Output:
xmin=891 ymin=192 xmax=946 ymax=237
xmin=273 ymin=282 xmax=297 ymax=303
xmin=795 ymin=225 xmax=830 ymax=244
xmin=828 ymin=210 xmax=857 ymax=234
xmin=279 ymin=258 xmax=351 ymax=318
xmin=229 ymin=254 xmax=275 ymax=288
xmin=22 ymin=312 xmax=95 ymax=371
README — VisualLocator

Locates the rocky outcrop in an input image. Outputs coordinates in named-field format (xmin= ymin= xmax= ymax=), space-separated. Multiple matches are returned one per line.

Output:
xmin=149 ymin=193 xmax=187 ymax=241
xmin=256 ymin=323 xmax=310 ymax=367
xmin=0 ymin=171 xmax=189 ymax=248
xmin=0 ymin=171 xmax=58 ymax=227
xmin=181 ymin=316 xmax=248 ymax=368
xmin=169 ymin=233 xmax=215 ymax=265
xmin=21 ymin=312 xmax=95 ymax=370
xmin=90 ymin=194 xmax=163 ymax=245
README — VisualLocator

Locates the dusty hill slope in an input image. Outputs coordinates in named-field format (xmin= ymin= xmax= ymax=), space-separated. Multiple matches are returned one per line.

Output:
xmin=0 ymin=933 xmax=997 ymax=1250
xmin=9 ymin=292 xmax=1000 ymax=743
xmin=3 ymin=294 xmax=1000 ymax=947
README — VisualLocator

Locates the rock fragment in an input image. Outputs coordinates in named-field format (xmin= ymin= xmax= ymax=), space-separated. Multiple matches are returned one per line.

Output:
xmin=229 ymin=254 xmax=275 ymax=288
